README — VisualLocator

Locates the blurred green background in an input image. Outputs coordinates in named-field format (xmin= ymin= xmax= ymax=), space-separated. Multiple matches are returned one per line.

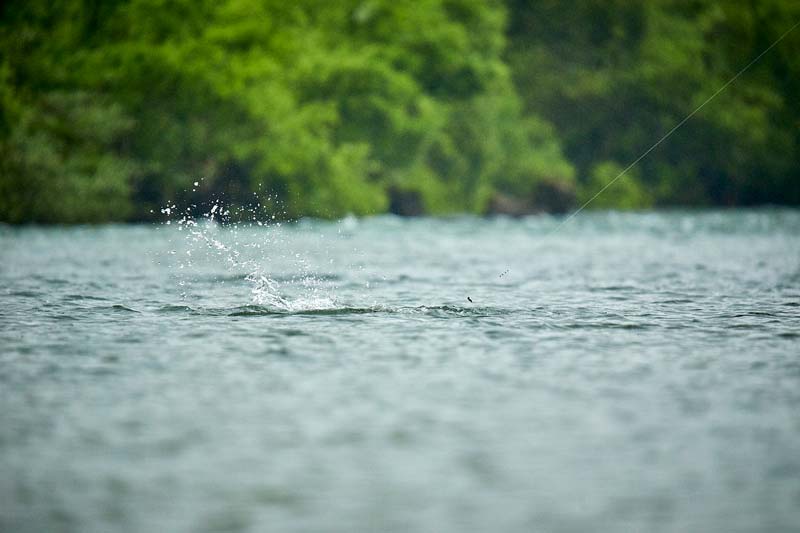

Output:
xmin=1 ymin=0 xmax=798 ymax=223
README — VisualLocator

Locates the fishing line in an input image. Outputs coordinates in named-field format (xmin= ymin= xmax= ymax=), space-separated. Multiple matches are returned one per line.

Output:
xmin=492 ymin=18 xmax=800 ymax=284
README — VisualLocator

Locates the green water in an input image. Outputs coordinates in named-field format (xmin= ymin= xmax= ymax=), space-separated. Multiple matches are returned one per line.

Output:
xmin=2 ymin=210 xmax=799 ymax=532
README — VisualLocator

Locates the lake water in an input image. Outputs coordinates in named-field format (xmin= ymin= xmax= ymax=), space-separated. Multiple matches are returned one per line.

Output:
xmin=1 ymin=210 xmax=799 ymax=533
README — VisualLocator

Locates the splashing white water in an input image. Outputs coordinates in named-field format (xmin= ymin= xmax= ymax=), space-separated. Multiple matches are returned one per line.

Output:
xmin=246 ymin=274 xmax=337 ymax=312
xmin=158 ymin=191 xmax=343 ymax=311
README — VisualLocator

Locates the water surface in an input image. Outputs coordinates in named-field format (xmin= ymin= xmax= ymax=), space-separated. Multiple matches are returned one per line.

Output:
xmin=1 ymin=210 xmax=799 ymax=532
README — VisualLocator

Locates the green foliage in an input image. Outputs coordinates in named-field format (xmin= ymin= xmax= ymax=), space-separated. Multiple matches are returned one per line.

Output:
xmin=0 ymin=85 xmax=136 ymax=223
xmin=1 ymin=0 xmax=798 ymax=222
xmin=580 ymin=162 xmax=651 ymax=209
xmin=507 ymin=0 xmax=800 ymax=208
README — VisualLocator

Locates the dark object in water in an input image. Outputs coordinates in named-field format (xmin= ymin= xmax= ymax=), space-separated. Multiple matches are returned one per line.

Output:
xmin=467 ymin=296 xmax=473 ymax=303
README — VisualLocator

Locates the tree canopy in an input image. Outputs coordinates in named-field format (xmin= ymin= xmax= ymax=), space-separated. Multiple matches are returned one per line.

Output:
xmin=1 ymin=0 xmax=798 ymax=223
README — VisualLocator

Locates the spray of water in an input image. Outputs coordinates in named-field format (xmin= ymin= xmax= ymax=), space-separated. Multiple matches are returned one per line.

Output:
xmin=157 ymin=183 xmax=340 ymax=312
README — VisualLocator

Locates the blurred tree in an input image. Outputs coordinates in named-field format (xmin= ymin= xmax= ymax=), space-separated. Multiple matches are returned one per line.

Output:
xmin=506 ymin=0 xmax=800 ymax=208
xmin=1 ymin=0 xmax=797 ymax=222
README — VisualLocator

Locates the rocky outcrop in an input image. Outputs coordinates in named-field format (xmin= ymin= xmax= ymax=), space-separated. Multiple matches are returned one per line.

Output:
xmin=485 ymin=192 xmax=532 ymax=217
xmin=530 ymin=179 xmax=576 ymax=214
xmin=388 ymin=186 xmax=425 ymax=216
xmin=485 ymin=179 xmax=577 ymax=216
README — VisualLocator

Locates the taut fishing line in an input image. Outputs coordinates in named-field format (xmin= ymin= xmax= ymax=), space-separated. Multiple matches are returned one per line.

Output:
xmin=493 ymin=19 xmax=800 ymax=283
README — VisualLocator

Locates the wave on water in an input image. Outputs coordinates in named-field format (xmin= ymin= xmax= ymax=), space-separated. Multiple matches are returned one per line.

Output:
xmin=227 ymin=304 xmax=376 ymax=317
xmin=152 ymin=300 xmax=501 ymax=318
xmin=223 ymin=304 xmax=502 ymax=318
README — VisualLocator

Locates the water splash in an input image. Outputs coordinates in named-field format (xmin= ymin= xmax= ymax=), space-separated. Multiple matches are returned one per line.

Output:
xmin=158 ymin=188 xmax=341 ymax=312
xmin=247 ymin=274 xmax=337 ymax=312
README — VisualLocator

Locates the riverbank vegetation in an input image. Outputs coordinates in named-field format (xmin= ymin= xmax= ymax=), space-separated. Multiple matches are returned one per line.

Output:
xmin=1 ymin=0 xmax=798 ymax=222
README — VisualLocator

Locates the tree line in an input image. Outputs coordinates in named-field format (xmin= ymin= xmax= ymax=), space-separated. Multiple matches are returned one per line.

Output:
xmin=1 ymin=0 xmax=798 ymax=223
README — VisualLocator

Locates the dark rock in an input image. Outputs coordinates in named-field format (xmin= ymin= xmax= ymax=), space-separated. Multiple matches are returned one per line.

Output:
xmin=485 ymin=180 xmax=577 ymax=216
xmin=485 ymin=192 xmax=534 ymax=217
xmin=530 ymin=179 xmax=577 ymax=214
xmin=388 ymin=186 xmax=425 ymax=216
